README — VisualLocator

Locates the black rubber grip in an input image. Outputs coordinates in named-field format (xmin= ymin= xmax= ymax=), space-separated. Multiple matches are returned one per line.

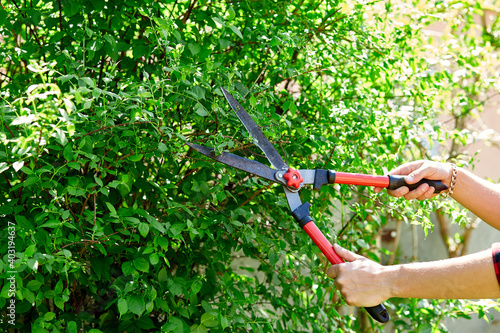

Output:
xmin=365 ymin=304 xmax=390 ymax=323
xmin=387 ymin=175 xmax=448 ymax=194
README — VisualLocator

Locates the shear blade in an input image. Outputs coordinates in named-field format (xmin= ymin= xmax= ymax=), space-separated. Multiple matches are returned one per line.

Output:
xmin=187 ymin=143 xmax=278 ymax=183
xmin=221 ymin=87 xmax=288 ymax=171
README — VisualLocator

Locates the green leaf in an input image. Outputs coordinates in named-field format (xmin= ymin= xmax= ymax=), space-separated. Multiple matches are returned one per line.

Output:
xmin=0 ymin=204 xmax=13 ymax=215
xmin=67 ymin=321 xmax=78 ymax=333
xmin=227 ymin=6 xmax=236 ymax=20
xmin=190 ymin=279 xmax=202 ymax=294
xmin=20 ymin=166 xmax=33 ymax=174
xmin=133 ymin=44 xmax=149 ymax=59
xmin=268 ymin=251 xmax=278 ymax=266
xmin=212 ymin=17 xmax=224 ymax=27
xmin=192 ymin=86 xmax=206 ymax=100
xmin=105 ymin=202 xmax=117 ymax=216
xmin=63 ymin=144 xmax=73 ymax=161
xmin=190 ymin=324 xmax=208 ymax=333
xmin=149 ymin=253 xmax=159 ymax=265
xmin=44 ymin=312 xmax=56 ymax=321
xmin=194 ymin=103 xmax=208 ymax=116
xmin=138 ymin=223 xmax=149 ymax=237
xmin=25 ymin=244 xmax=36 ymax=257
xmin=16 ymin=215 xmax=34 ymax=231
xmin=200 ymin=312 xmax=219 ymax=328
xmin=188 ymin=43 xmax=201 ymax=55
xmin=122 ymin=261 xmax=136 ymax=276
xmin=38 ymin=220 xmax=61 ymax=228
xmin=229 ymin=25 xmax=243 ymax=39
xmin=94 ymin=175 xmax=103 ymax=187
xmin=216 ymin=191 xmax=227 ymax=202
xmin=167 ymin=278 xmax=183 ymax=295
xmin=68 ymin=162 xmax=80 ymax=170
xmin=117 ymin=298 xmax=128 ymax=316
xmin=158 ymin=267 xmax=168 ymax=283
xmin=136 ymin=316 xmax=155 ymax=329
xmin=104 ymin=34 xmax=116 ymax=45
xmin=55 ymin=280 xmax=63 ymax=294
xmin=26 ymin=280 xmax=43 ymax=291
xmin=0 ymin=162 xmax=8 ymax=174
xmin=117 ymin=182 xmax=132 ymax=197
xmin=23 ymin=176 xmax=39 ymax=187
xmin=129 ymin=154 xmax=143 ymax=162
xmin=220 ymin=314 xmax=229 ymax=330
xmin=133 ymin=257 xmax=149 ymax=272
xmin=127 ymin=295 xmax=145 ymax=316
xmin=163 ymin=317 xmax=183 ymax=333
xmin=169 ymin=223 xmax=184 ymax=236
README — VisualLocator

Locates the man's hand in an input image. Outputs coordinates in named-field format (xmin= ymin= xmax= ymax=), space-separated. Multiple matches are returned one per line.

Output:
xmin=374 ymin=160 xmax=453 ymax=200
xmin=326 ymin=244 xmax=394 ymax=307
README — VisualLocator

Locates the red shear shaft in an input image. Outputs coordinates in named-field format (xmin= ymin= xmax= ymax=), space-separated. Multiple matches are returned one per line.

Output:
xmin=302 ymin=221 xmax=343 ymax=265
xmin=334 ymin=172 xmax=389 ymax=188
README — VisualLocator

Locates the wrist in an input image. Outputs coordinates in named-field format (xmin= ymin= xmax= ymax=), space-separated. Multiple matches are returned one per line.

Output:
xmin=381 ymin=265 xmax=405 ymax=300
xmin=387 ymin=264 xmax=413 ymax=298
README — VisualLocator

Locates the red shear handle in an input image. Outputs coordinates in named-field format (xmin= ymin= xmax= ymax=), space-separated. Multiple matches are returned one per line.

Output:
xmin=302 ymin=220 xmax=390 ymax=323
xmin=333 ymin=172 xmax=447 ymax=194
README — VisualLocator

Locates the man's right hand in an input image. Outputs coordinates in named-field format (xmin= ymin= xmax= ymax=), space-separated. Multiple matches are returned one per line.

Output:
xmin=374 ymin=160 xmax=453 ymax=200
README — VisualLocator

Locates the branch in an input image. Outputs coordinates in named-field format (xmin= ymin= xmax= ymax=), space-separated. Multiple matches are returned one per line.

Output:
xmin=180 ymin=0 xmax=198 ymax=25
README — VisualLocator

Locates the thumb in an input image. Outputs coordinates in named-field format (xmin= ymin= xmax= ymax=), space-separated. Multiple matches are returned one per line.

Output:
xmin=404 ymin=161 xmax=443 ymax=184
xmin=327 ymin=245 xmax=364 ymax=279
xmin=405 ymin=167 xmax=429 ymax=184
xmin=333 ymin=243 xmax=362 ymax=262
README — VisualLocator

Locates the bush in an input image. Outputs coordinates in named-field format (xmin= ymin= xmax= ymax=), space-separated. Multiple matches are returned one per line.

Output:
xmin=1 ymin=0 xmax=499 ymax=332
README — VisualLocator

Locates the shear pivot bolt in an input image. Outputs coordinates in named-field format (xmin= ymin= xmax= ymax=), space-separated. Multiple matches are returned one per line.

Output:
xmin=283 ymin=168 xmax=303 ymax=189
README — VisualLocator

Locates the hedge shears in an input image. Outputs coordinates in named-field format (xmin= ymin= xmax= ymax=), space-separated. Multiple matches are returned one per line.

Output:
xmin=188 ymin=88 xmax=447 ymax=323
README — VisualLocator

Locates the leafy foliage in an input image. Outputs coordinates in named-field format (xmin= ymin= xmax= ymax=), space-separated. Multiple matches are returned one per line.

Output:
xmin=1 ymin=0 xmax=499 ymax=332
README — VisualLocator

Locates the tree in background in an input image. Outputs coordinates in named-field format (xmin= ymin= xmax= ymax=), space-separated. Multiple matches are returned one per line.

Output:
xmin=1 ymin=0 xmax=499 ymax=332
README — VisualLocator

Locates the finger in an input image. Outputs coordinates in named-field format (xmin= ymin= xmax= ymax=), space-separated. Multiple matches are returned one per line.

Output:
xmin=374 ymin=186 xmax=383 ymax=194
xmin=387 ymin=186 xmax=409 ymax=198
xmin=403 ymin=183 xmax=430 ymax=200
xmin=417 ymin=186 xmax=436 ymax=200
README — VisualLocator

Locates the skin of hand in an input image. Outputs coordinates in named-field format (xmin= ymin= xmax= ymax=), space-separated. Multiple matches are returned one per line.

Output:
xmin=334 ymin=160 xmax=500 ymax=306
xmin=327 ymin=244 xmax=500 ymax=307
xmin=373 ymin=160 xmax=500 ymax=229
xmin=326 ymin=244 xmax=394 ymax=307
xmin=373 ymin=160 xmax=453 ymax=200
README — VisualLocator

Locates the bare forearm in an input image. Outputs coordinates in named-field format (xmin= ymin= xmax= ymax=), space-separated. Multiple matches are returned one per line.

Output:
xmin=389 ymin=250 xmax=500 ymax=300
xmin=451 ymin=168 xmax=500 ymax=230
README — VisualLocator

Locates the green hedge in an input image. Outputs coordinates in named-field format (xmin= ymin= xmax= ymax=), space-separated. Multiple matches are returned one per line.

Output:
xmin=1 ymin=0 xmax=497 ymax=332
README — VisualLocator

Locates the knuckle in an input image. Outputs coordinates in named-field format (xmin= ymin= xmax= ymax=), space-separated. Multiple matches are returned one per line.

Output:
xmin=393 ymin=187 xmax=408 ymax=198
xmin=334 ymin=276 xmax=346 ymax=289
xmin=403 ymin=193 xmax=415 ymax=200
xmin=345 ymin=297 xmax=356 ymax=306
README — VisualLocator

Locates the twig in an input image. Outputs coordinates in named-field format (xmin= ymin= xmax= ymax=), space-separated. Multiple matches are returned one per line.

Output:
xmin=238 ymin=184 xmax=272 ymax=207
